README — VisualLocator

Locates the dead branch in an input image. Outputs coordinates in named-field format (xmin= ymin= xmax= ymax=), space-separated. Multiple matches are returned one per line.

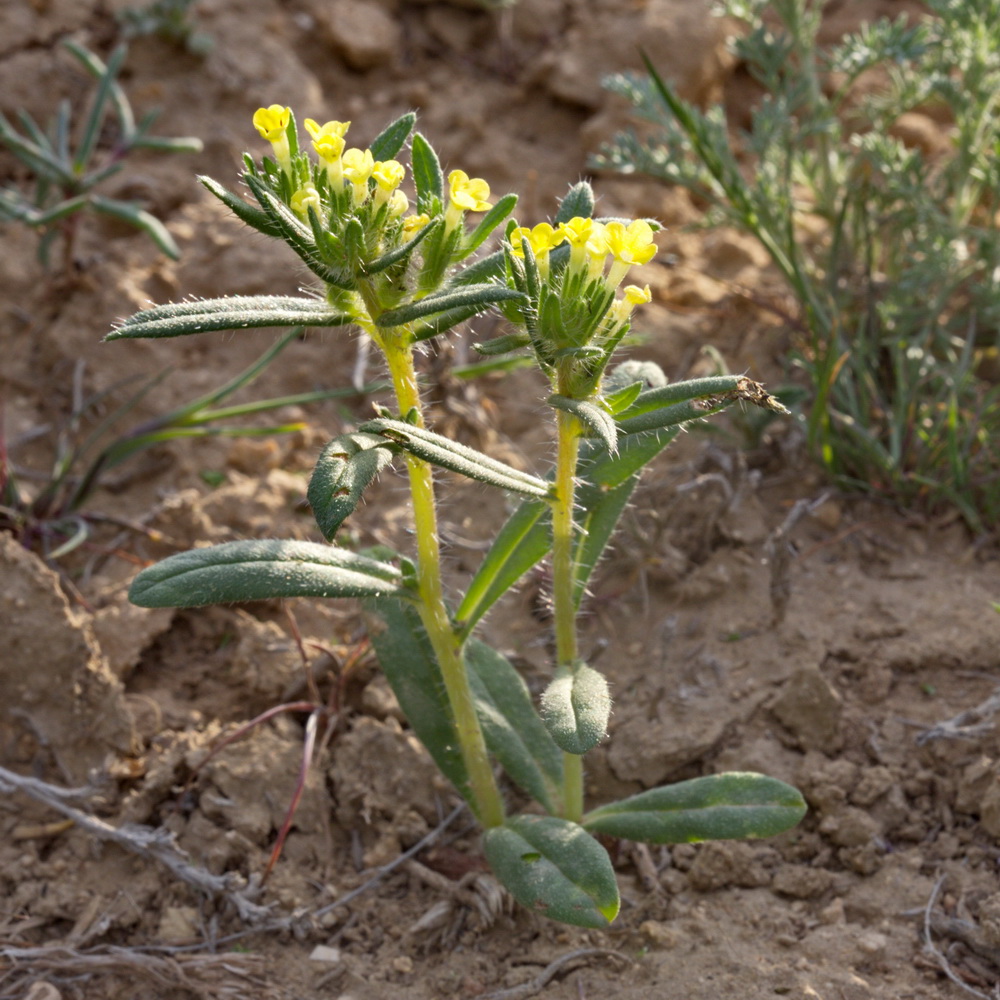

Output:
xmin=0 ymin=944 xmax=266 ymax=1000
xmin=0 ymin=764 xmax=274 ymax=925
xmin=915 ymin=688 xmax=1000 ymax=745
xmin=477 ymin=948 xmax=630 ymax=1000
xmin=922 ymin=875 xmax=997 ymax=999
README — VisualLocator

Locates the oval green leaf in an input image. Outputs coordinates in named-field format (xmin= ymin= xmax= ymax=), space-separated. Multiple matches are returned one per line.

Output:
xmin=483 ymin=815 xmax=619 ymax=928
xmin=308 ymin=433 xmax=397 ymax=541
xmin=540 ymin=661 xmax=611 ymax=755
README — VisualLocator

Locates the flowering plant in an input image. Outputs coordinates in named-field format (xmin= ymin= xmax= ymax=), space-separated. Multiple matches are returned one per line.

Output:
xmin=108 ymin=108 xmax=805 ymax=927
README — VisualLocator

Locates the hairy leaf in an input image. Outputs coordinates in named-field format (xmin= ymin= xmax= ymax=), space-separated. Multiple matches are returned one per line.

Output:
xmin=362 ymin=597 xmax=473 ymax=807
xmin=466 ymin=641 xmax=564 ymax=814
xmin=308 ymin=433 xmax=397 ymax=540
xmin=129 ymin=539 xmax=406 ymax=608
xmin=540 ymin=661 xmax=611 ymax=755
xmin=582 ymin=773 xmax=808 ymax=843
xmin=107 ymin=295 xmax=351 ymax=340
xmin=359 ymin=418 xmax=552 ymax=499
xmin=375 ymin=283 xmax=525 ymax=328
xmin=483 ymin=815 xmax=619 ymax=928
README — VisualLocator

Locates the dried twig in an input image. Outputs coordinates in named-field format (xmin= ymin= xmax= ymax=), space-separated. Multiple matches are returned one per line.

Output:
xmin=922 ymin=875 xmax=996 ymax=999
xmin=0 ymin=944 xmax=266 ymax=1000
xmin=765 ymin=492 xmax=830 ymax=625
xmin=915 ymin=688 xmax=1000 ymax=745
xmin=313 ymin=802 xmax=467 ymax=918
xmin=0 ymin=764 xmax=274 ymax=924
xmin=478 ymin=948 xmax=630 ymax=1000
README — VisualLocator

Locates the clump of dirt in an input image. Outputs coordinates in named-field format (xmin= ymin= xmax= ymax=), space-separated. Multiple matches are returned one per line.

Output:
xmin=1 ymin=2 xmax=998 ymax=999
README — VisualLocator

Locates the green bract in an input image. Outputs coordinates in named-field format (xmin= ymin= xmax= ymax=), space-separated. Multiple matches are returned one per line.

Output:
xmin=111 ymin=109 xmax=806 ymax=927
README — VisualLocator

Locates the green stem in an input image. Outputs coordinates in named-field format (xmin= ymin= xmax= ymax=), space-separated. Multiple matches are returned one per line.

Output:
xmin=380 ymin=332 xmax=506 ymax=829
xmin=552 ymin=404 xmax=584 ymax=823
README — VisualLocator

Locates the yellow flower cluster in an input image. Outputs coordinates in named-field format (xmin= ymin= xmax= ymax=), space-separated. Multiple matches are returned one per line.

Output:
xmin=254 ymin=107 xmax=489 ymax=238
xmin=551 ymin=217 xmax=657 ymax=287
xmin=510 ymin=217 xmax=656 ymax=313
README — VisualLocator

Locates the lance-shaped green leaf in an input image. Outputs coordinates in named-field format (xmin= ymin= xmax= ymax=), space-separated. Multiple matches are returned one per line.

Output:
xmin=359 ymin=418 xmax=552 ymax=500
xmin=466 ymin=641 xmax=564 ymax=815
xmin=456 ymin=427 xmax=679 ymax=638
xmin=247 ymin=179 xmax=354 ymax=287
xmin=369 ymin=112 xmax=416 ymax=161
xmin=201 ymin=175 xmax=282 ymax=237
xmin=549 ymin=395 xmax=617 ymax=453
xmin=129 ymin=539 xmax=407 ymax=608
xmin=582 ymin=773 xmax=808 ymax=844
xmin=362 ymin=596 xmax=473 ymax=807
xmin=540 ymin=660 xmax=611 ymax=755
xmin=604 ymin=380 xmax=645 ymax=416
xmin=308 ymin=433 xmax=397 ymax=540
xmin=455 ymin=497 xmax=549 ymax=640
xmin=411 ymin=131 xmax=443 ymax=214
xmin=463 ymin=192 xmax=518 ymax=257
xmin=452 ymin=247 xmax=505 ymax=286
xmin=617 ymin=374 xmax=789 ymax=435
xmin=555 ymin=181 xmax=595 ymax=224
xmin=473 ymin=331 xmax=531 ymax=356
xmin=375 ymin=283 xmax=525 ymax=328
xmin=107 ymin=295 xmax=352 ymax=340
xmin=483 ymin=815 xmax=619 ymax=928
xmin=363 ymin=217 xmax=439 ymax=276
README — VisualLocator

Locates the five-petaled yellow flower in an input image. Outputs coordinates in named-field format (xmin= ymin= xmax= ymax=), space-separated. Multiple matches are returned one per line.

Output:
xmin=372 ymin=159 xmax=406 ymax=208
xmin=253 ymin=105 xmax=291 ymax=142
xmin=559 ymin=217 xmax=608 ymax=277
xmin=253 ymin=105 xmax=292 ymax=174
xmin=510 ymin=222 xmax=565 ymax=280
xmin=604 ymin=220 xmax=657 ymax=287
xmin=445 ymin=169 xmax=492 ymax=231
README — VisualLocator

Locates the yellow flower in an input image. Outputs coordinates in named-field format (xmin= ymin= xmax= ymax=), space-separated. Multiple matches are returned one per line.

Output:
xmin=402 ymin=212 xmax=430 ymax=240
xmin=388 ymin=189 xmax=409 ymax=219
xmin=559 ymin=217 xmax=607 ymax=276
xmin=304 ymin=119 xmax=349 ymax=166
xmin=510 ymin=222 xmax=564 ymax=257
xmin=304 ymin=118 xmax=350 ymax=142
xmin=445 ymin=169 xmax=493 ymax=231
xmin=510 ymin=222 xmax=565 ymax=280
xmin=290 ymin=185 xmax=322 ymax=219
xmin=448 ymin=170 xmax=492 ymax=212
xmin=342 ymin=148 xmax=375 ymax=206
xmin=253 ymin=105 xmax=291 ymax=142
xmin=373 ymin=159 xmax=405 ymax=192
xmin=252 ymin=104 xmax=292 ymax=175
xmin=604 ymin=220 xmax=657 ymax=287
xmin=608 ymin=283 xmax=652 ymax=325
xmin=372 ymin=159 xmax=406 ymax=208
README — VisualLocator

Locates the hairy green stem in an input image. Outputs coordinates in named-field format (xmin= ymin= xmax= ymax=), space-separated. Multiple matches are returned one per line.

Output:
xmin=380 ymin=332 xmax=506 ymax=829
xmin=552 ymin=404 xmax=584 ymax=823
